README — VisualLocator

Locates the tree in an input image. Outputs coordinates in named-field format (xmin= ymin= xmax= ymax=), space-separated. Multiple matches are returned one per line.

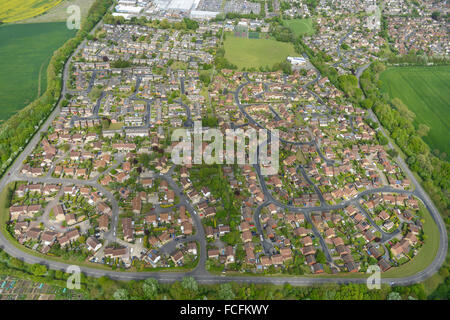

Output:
xmin=142 ymin=278 xmax=159 ymax=299
xmin=218 ymin=283 xmax=235 ymax=300
xmin=31 ymin=263 xmax=48 ymax=276
xmin=315 ymin=250 xmax=326 ymax=263
xmin=111 ymin=59 xmax=132 ymax=68
xmin=417 ymin=124 xmax=430 ymax=137
xmin=431 ymin=11 xmax=441 ymax=21
xmin=181 ymin=276 xmax=198 ymax=293
xmin=377 ymin=131 xmax=388 ymax=145
xmin=391 ymin=98 xmax=415 ymax=122
xmin=387 ymin=291 xmax=402 ymax=300
xmin=113 ymin=288 xmax=130 ymax=300
xmin=101 ymin=118 xmax=111 ymax=130
xmin=138 ymin=153 xmax=151 ymax=169
xmin=10 ymin=257 xmax=24 ymax=269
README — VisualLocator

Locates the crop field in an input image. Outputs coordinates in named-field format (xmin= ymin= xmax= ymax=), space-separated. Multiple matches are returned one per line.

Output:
xmin=223 ymin=32 xmax=297 ymax=70
xmin=0 ymin=0 xmax=62 ymax=23
xmin=0 ymin=22 xmax=76 ymax=122
xmin=283 ymin=18 xmax=315 ymax=37
xmin=380 ymin=66 xmax=450 ymax=158
xmin=19 ymin=0 xmax=96 ymax=24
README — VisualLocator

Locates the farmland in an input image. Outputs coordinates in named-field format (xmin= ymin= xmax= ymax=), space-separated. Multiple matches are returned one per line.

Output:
xmin=283 ymin=18 xmax=315 ymax=37
xmin=19 ymin=0 xmax=96 ymax=24
xmin=223 ymin=32 xmax=297 ymax=70
xmin=0 ymin=22 xmax=76 ymax=122
xmin=0 ymin=0 xmax=62 ymax=23
xmin=380 ymin=66 xmax=450 ymax=159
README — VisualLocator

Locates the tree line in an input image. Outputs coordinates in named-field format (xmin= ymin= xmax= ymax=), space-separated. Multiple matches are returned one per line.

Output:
xmin=1 ymin=247 xmax=442 ymax=300
xmin=360 ymin=61 xmax=449 ymax=220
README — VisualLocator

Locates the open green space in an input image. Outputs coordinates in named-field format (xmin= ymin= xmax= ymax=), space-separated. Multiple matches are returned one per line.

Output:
xmin=380 ymin=66 xmax=450 ymax=159
xmin=223 ymin=32 xmax=297 ymax=70
xmin=0 ymin=22 xmax=76 ymax=122
xmin=282 ymin=18 xmax=315 ymax=37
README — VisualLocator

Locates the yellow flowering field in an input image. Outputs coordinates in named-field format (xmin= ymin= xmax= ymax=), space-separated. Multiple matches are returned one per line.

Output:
xmin=0 ymin=0 xmax=62 ymax=23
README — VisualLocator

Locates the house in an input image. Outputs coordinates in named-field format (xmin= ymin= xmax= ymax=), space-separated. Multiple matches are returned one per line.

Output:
xmin=378 ymin=258 xmax=392 ymax=272
xmin=26 ymin=228 xmax=42 ymax=241
xmin=208 ymin=248 xmax=219 ymax=259
xmin=98 ymin=214 xmax=109 ymax=231
xmin=145 ymin=213 xmax=157 ymax=226
xmin=187 ymin=242 xmax=197 ymax=255
xmin=312 ymin=263 xmax=324 ymax=274
xmin=301 ymin=236 xmax=313 ymax=247
xmin=104 ymin=246 xmax=128 ymax=259
xmin=305 ymin=254 xmax=316 ymax=265
xmin=65 ymin=214 xmax=76 ymax=226
xmin=182 ymin=221 xmax=193 ymax=235
xmin=122 ymin=218 xmax=134 ymax=242
xmin=54 ymin=204 xmax=65 ymax=222
xmin=41 ymin=231 xmax=57 ymax=246
xmin=224 ymin=246 xmax=234 ymax=264
xmin=132 ymin=196 xmax=141 ymax=214
xmin=171 ymin=250 xmax=184 ymax=265
xmin=242 ymin=230 xmax=252 ymax=243
xmin=390 ymin=239 xmax=410 ymax=258
xmin=301 ymin=245 xmax=316 ymax=256
xmin=86 ymin=236 xmax=102 ymax=252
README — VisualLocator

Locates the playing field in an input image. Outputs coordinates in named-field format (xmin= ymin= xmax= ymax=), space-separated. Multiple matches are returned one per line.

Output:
xmin=380 ymin=66 xmax=450 ymax=158
xmin=0 ymin=0 xmax=62 ymax=23
xmin=283 ymin=18 xmax=315 ymax=37
xmin=0 ymin=22 xmax=76 ymax=121
xmin=223 ymin=32 xmax=297 ymax=70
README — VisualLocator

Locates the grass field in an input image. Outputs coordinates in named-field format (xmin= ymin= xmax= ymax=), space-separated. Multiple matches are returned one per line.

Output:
xmin=0 ymin=0 xmax=62 ymax=23
xmin=19 ymin=0 xmax=96 ymax=23
xmin=283 ymin=18 xmax=315 ymax=37
xmin=0 ymin=22 xmax=76 ymax=122
xmin=224 ymin=32 xmax=297 ymax=70
xmin=380 ymin=66 xmax=450 ymax=159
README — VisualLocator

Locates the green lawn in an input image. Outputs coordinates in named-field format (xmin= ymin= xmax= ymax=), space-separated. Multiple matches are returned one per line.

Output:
xmin=0 ymin=22 xmax=76 ymax=122
xmin=380 ymin=66 xmax=450 ymax=159
xmin=283 ymin=18 xmax=315 ymax=37
xmin=223 ymin=32 xmax=297 ymax=70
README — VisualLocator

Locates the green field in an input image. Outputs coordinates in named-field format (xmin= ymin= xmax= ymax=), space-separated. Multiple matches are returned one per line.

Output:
xmin=380 ymin=66 xmax=450 ymax=158
xmin=0 ymin=22 xmax=76 ymax=122
xmin=223 ymin=32 xmax=297 ymax=70
xmin=283 ymin=18 xmax=315 ymax=37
